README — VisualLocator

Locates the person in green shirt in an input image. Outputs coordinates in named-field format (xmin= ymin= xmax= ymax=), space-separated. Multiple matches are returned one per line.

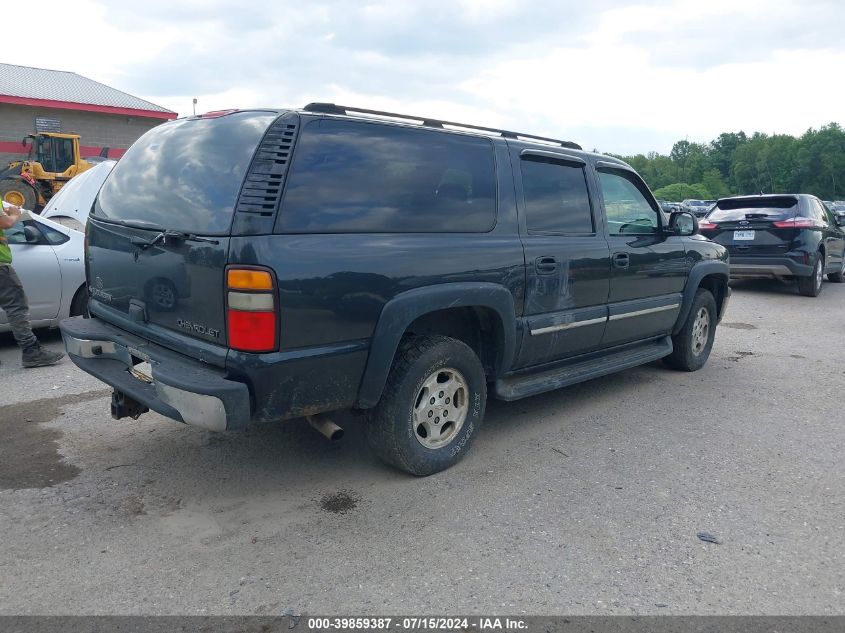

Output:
xmin=0 ymin=202 xmax=64 ymax=367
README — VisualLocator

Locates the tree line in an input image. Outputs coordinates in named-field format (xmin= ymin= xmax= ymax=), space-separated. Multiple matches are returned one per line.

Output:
xmin=613 ymin=123 xmax=845 ymax=202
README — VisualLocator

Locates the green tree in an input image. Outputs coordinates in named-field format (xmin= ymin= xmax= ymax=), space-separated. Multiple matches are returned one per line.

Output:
xmin=624 ymin=124 xmax=845 ymax=201
xmin=653 ymin=183 xmax=710 ymax=201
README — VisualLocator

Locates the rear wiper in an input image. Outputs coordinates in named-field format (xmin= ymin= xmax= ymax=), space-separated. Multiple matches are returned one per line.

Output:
xmin=130 ymin=230 xmax=219 ymax=249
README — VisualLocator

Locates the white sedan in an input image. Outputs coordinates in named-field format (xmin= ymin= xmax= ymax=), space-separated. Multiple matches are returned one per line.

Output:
xmin=41 ymin=159 xmax=115 ymax=230
xmin=0 ymin=213 xmax=87 ymax=333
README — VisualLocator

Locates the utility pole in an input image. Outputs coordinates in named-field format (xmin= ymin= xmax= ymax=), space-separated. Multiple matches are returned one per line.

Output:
xmin=192 ymin=98 xmax=197 ymax=116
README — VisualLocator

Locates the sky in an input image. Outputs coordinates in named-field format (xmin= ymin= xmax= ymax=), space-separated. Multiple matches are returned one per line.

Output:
xmin=2 ymin=0 xmax=843 ymax=155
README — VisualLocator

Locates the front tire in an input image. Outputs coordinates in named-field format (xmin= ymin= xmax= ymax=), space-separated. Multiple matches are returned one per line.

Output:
xmin=664 ymin=288 xmax=716 ymax=372
xmin=365 ymin=335 xmax=487 ymax=476
xmin=0 ymin=179 xmax=37 ymax=210
xmin=798 ymin=253 xmax=824 ymax=297
xmin=69 ymin=285 xmax=89 ymax=318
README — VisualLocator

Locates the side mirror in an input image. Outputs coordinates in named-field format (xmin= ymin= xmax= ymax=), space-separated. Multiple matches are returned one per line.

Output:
xmin=23 ymin=225 xmax=41 ymax=243
xmin=668 ymin=211 xmax=698 ymax=236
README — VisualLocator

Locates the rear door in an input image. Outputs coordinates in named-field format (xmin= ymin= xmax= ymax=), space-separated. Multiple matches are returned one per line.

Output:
xmin=817 ymin=200 xmax=845 ymax=271
xmin=86 ymin=110 xmax=282 ymax=363
xmin=512 ymin=148 xmax=610 ymax=368
xmin=595 ymin=164 xmax=687 ymax=347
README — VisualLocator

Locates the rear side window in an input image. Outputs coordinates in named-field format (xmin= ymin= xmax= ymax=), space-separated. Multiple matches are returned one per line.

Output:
xmin=94 ymin=111 xmax=279 ymax=234
xmin=809 ymin=199 xmax=828 ymax=224
xmin=708 ymin=197 xmax=798 ymax=222
xmin=279 ymin=120 xmax=496 ymax=233
xmin=520 ymin=157 xmax=593 ymax=234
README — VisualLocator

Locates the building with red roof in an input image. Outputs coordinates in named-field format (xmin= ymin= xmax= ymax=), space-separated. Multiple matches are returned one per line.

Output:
xmin=0 ymin=63 xmax=177 ymax=165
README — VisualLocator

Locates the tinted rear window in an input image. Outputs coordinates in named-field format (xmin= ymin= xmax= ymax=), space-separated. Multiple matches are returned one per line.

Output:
xmin=94 ymin=111 xmax=278 ymax=234
xmin=708 ymin=197 xmax=798 ymax=222
xmin=279 ymin=119 xmax=496 ymax=233
xmin=521 ymin=157 xmax=593 ymax=234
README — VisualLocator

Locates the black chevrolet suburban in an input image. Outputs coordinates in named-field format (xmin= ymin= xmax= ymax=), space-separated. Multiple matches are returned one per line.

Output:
xmin=61 ymin=104 xmax=730 ymax=475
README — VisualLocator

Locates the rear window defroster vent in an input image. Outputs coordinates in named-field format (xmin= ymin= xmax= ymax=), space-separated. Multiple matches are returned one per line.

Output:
xmin=232 ymin=112 xmax=300 ymax=234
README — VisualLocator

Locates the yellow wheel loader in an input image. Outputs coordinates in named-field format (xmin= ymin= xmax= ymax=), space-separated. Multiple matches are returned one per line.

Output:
xmin=0 ymin=133 xmax=107 ymax=211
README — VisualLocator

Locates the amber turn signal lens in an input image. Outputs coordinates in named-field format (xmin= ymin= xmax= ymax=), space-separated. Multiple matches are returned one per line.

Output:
xmin=227 ymin=269 xmax=273 ymax=290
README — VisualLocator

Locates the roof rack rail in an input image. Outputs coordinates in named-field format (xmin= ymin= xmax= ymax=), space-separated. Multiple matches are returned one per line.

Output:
xmin=302 ymin=102 xmax=582 ymax=150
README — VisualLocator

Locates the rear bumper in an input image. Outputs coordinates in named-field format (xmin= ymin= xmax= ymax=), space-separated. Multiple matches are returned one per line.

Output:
xmin=729 ymin=256 xmax=812 ymax=278
xmin=59 ymin=316 xmax=250 ymax=431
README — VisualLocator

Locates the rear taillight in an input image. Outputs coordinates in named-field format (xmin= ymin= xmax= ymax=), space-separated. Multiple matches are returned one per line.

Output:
xmin=699 ymin=221 xmax=718 ymax=230
xmin=226 ymin=267 xmax=277 ymax=352
xmin=773 ymin=217 xmax=818 ymax=229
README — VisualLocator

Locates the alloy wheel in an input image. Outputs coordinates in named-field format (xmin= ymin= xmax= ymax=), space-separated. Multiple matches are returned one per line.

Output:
xmin=413 ymin=368 xmax=469 ymax=449
xmin=691 ymin=307 xmax=710 ymax=356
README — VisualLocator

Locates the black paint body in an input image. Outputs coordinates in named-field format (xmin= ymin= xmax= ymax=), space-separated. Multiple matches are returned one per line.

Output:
xmin=69 ymin=108 xmax=730 ymax=429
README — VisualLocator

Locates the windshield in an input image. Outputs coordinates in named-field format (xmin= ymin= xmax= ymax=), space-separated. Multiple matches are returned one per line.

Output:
xmin=708 ymin=196 xmax=798 ymax=222
xmin=93 ymin=111 xmax=278 ymax=234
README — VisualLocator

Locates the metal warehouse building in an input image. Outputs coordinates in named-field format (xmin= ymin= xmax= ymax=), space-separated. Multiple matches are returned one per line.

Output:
xmin=0 ymin=63 xmax=177 ymax=166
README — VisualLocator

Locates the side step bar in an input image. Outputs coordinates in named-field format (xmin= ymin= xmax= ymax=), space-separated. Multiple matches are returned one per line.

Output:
xmin=493 ymin=336 xmax=673 ymax=401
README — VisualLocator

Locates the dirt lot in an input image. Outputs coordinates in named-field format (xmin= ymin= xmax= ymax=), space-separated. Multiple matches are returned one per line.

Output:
xmin=0 ymin=279 xmax=843 ymax=615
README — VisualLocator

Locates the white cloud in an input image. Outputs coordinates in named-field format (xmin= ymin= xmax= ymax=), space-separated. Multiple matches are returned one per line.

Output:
xmin=1 ymin=0 xmax=842 ymax=154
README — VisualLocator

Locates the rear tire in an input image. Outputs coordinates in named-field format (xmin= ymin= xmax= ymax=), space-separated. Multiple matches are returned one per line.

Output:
xmin=365 ymin=335 xmax=486 ymax=476
xmin=827 ymin=255 xmax=845 ymax=283
xmin=0 ymin=179 xmax=37 ymax=210
xmin=798 ymin=253 xmax=824 ymax=296
xmin=664 ymin=288 xmax=716 ymax=372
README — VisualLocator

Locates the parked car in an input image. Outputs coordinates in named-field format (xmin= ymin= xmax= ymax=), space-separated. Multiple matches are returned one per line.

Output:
xmin=41 ymin=160 xmax=116 ymax=230
xmin=699 ymin=194 xmax=845 ymax=296
xmin=658 ymin=200 xmax=682 ymax=213
xmin=831 ymin=201 xmax=845 ymax=223
xmin=682 ymin=199 xmax=716 ymax=217
xmin=0 ymin=211 xmax=87 ymax=333
xmin=61 ymin=104 xmax=730 ymax=475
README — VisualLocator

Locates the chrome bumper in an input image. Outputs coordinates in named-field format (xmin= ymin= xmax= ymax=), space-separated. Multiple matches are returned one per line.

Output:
xmin=61 ymin=316 xmax=251 ymax=431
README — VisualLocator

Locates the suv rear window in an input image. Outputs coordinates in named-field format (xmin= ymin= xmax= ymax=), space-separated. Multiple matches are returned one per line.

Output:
xmin=708 ymin=196 xmax=798 ymax=222
xmin=279 ymin=119 xmax=496 ymax=233
xmin=93 ymin=111 xmax=279 ymax=234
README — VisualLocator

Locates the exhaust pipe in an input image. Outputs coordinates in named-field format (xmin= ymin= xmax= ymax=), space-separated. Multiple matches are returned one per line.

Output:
xmin=306 ymin=414 xmax=344 ymax=441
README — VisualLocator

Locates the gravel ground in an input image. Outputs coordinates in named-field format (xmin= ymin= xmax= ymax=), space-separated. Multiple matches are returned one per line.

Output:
xmin=0 ymin=278 xmax=843 ymax=615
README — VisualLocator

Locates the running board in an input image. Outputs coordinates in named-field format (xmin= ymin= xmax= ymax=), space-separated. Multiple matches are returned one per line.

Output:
xmin=493 ymin=337 xmax=673 ymax=401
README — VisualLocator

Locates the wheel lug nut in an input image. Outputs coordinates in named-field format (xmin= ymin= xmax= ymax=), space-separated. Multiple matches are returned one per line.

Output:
xmin=435 ymin=417 xmax=440 ymax=424
xmin=430 ymin=397 xmax=435 ymax=405
xmin=439 ymin=391 xmax=444 ymax=398
xmin=444 ymin=410 xmax=448 ymax=417
xmin=428 ymin=410 xmax=433 ymax=417
xmin=445 ymin=397 xmax=450 ymax=404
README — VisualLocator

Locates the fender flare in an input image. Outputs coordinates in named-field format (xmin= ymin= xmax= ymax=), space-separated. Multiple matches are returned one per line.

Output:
xmin=673 ymin=260 xmax=730 ymax=334
xmin=356 ymin=282 xmax=517 ymax=408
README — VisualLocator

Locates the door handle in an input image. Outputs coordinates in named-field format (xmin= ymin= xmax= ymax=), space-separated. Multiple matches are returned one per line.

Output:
xmin=613 ymin=252 xmax=630 ymax=269
xmin=535 ymin=255 xmax=558 ymax=274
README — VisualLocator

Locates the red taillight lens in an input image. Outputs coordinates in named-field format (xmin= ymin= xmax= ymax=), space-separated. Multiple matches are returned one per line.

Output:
xmin=699 ymin=221 xmax=718 ymax=230
xmin=227 ymin=310 xmax=276 ymax=352
xmin=226 ymin=267 xmax=277 ymax=353
xmin=773 ymin=217 xmax=818 ymax=229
